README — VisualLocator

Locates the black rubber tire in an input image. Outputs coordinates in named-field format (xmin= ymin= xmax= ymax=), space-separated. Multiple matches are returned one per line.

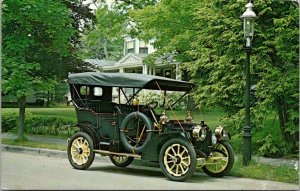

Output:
xmin=120 ymin=111 xmax=153 ymax=154
xmin=159 ymin=138 xmax=197 ymax=182
xmin=109 ymin=155 xmax=134 ymax=167
xmin=67 ymin=132 xmax=95 ymax=170
xmin=202 ymin=142 xmax=234 ymax=177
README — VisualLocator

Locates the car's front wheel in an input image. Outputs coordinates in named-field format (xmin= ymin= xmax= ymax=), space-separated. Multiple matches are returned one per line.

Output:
xmin=159 ymin=138 xmax=196 ymax=181
xmin=202 ymin=142 xmax=234 ymax=177
xmin=67 ymin=132 xmax=95 ymax=170
xmin=109 ymin=155 xmax=134 ymax=167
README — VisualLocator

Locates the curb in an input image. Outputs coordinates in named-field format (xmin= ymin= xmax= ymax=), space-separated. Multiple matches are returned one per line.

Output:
xmin=1 ymin=144 xmax=67 ymax=158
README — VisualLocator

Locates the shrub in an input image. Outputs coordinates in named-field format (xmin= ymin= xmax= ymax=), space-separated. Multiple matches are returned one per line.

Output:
xmin=1 ymin=112 xmax=18 ymax=132
xmin=138 ymin=90 xmax=187 ymax=110
xmin=255 ymin=134 xmax=296 ymax=158
xmin=227 ymin=124 xmax=298 ymax=158
xmin=1 ymin=112 xmax=77 ymax=137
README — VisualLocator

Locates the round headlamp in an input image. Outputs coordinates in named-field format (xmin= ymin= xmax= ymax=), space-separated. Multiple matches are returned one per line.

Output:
xmin=192 ymin=125 xmax=207 ymax=141
xmin=215 ymin=126 xmax=229 ymax=140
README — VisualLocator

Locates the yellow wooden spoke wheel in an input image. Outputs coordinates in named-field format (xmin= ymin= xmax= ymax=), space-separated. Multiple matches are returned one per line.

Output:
xmin=109 ymin=155 xmax=134 ymax=167
xmin=202 ymin=142 xmax=234 ymax=177
xmin=67 ymin=132 xmax=95 ymax=170
xmin=159 ymin=138 xmax=196 ymax=181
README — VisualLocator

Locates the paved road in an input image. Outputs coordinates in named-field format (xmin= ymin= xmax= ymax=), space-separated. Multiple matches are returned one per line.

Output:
xmin=1 ymin=152 xmax=298 ymax=190
xmin=2 ymin=133 xmax=299 ymax=168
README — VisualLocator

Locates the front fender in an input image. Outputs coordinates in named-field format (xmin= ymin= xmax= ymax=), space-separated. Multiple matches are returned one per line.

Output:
xmin=141 ymin=132 xmax=187 ymax=162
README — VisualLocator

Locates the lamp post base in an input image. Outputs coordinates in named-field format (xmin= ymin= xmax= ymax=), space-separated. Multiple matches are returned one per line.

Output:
xmin=243 ymin=125 xmax=252 ymax=165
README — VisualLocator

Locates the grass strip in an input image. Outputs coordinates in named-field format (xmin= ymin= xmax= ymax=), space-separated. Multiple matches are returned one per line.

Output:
xmin=2 ymin=138 xmax=66 ymax=151
xmin=229 ymin=156 xmax=299 ymax=184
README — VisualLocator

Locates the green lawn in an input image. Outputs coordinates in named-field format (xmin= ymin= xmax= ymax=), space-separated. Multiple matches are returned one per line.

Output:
xmin=229 ymin=156 xmax=299 ymax=184
xmin=165 ymin=108 xmax=225 ymax=128
xmin=1 ymin=107 xmax=76 ymax=119
xmin=2 ymin=107 xmax=224 ymax=128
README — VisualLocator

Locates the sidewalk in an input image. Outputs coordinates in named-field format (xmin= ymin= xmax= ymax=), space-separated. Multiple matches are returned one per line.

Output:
xmin=1 ymin=132 xmax=299 ymax=169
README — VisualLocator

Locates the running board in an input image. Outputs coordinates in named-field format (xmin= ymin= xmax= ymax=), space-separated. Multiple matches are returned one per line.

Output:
xmin=196 ymin=156 xmax=228 ymax=168
xmin=94 ymin=149 xmax=141 ymax=158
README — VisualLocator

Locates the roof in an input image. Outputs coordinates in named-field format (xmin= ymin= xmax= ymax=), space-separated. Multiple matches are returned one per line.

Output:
xmin=68 ymin=72 xmax=195 ymax=91
xmin=85 ymin=59 xmax=116 ymax=67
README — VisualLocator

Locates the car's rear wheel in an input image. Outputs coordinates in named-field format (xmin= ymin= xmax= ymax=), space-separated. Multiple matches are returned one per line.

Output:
xmin=109 ymin=155 xmax=134 ymax=167
xmin=202 ymin=142 xmax=234 ymax=177
xmin=159 ymin=138 xmax=196 ymax=181
xmin=67 ymin=132 xmax=95 ymax=170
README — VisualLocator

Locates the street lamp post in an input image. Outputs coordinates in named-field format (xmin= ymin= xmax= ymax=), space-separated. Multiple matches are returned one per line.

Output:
xmin=241 ymin=1 xmax=257 ymax=166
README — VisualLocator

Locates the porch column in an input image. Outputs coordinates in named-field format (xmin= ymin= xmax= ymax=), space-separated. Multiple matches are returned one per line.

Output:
xmin=175 ymin=62 xmax=181 ymax=80
xmin=152 ymin=67 xmax=156 ymax=75
xmin=148 ymin=66 xmax=151 ymax=75
xmin=119 ymin=67 xmax=124 ymax=73
xmin=143 ymin=64 xmax=148 ymax=74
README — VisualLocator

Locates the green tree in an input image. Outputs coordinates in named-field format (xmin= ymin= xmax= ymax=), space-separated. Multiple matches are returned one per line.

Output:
xmin=129 ymin=0 xmax=299 ymax=154
xmin=34 ymin=0 xmax=96 ymax=81
xmin=80 ymin=0 xmax=159 ymax=60
xmin=63 ymin=0 xmax=96 ymax=45
xmin=187 ymin=0 xmax=298 ymax=152
xmin=130 ymin=0 xmax=198 ymax=62
xmin=2 ymin=0 xmax=75 ymax=139
xmin=80 ymin=4 xmax=125 ymax=60
xmin=114 ymin=0 xmax=158 ymax=11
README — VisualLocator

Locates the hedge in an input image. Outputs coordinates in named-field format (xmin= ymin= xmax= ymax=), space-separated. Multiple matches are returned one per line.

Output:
xmin=1 ymin=112 xmax=77 ymax=137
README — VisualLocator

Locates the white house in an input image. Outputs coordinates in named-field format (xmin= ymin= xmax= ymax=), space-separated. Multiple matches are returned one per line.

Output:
xmin=85 ymin=36 xmax=182 ymax=80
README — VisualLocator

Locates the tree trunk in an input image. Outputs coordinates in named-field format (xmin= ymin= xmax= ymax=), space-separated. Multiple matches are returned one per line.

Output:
xmin=103 ymin=38 xmax=109 ymax=59
xmin=276 ymin=98 xmax=296 ymax=144
xmin=18 ymin=95 xmax=26 ymax=139
xmin=47 ymin=90 xmax=50 ymax=107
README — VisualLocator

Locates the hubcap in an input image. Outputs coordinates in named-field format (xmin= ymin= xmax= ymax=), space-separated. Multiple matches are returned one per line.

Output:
xmin=163 ymin=143 xmax=191 ymax=177
xmin=71 ymin=137 xmax=90 ymax=165
xmin=112 ymin=156 xmax=129 ymax=164
xmin=205 ymin=144 xmax=229 ymax=173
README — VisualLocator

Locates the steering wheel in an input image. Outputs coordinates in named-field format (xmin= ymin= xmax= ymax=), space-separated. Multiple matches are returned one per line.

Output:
xmin=142 ymin=101 xmax=158 ymax=110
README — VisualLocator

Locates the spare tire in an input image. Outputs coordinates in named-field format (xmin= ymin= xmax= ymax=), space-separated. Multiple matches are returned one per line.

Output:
xmin=120 ymin=111 xmax=153 ymax=154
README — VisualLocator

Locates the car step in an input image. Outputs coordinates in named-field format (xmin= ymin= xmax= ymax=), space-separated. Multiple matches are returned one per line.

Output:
xmin=94 ymin=149 xmax=141 ymax=158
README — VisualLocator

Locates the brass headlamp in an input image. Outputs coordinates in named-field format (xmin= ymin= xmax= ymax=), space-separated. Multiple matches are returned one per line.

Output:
xmin=215 ymin=126 xmax=229 ymax=141
xmin=192 ymin=125 xmax=207 ymax=141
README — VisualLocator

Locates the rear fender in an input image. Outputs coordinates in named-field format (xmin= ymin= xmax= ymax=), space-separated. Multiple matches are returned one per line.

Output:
xmin=77 ymin=122 xmax=101 ymax=149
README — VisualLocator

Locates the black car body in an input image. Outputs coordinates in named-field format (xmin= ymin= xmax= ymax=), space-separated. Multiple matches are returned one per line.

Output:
xmin=67 ymin=72 xmax=234 ymax=181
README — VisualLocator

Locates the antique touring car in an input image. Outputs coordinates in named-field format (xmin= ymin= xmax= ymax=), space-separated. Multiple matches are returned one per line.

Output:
xmin=67 ymin=72 xmax=234 ymax=181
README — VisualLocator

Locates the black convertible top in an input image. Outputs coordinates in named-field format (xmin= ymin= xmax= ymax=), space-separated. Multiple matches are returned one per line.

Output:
xmin=68 ymin=72 xmax=194 ymax=91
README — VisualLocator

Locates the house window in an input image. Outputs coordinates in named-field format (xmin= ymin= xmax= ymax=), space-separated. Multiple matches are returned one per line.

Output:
xmin=164 ymin=69 xmax=172 ymax=78
xmin=126 ymin=40 xmax=135 ymax=54
xmin=126 ymin=69 xmax=135 ymax=73
xmin=139 ymin=40 xmax=148 ymax=54
xmin=156 ymin=69 xmax=163 ymax=77
xmin=136 ymin=69 xmax=142 ymax=74
xmin=139 ymin=48 xmax=148 ymax=54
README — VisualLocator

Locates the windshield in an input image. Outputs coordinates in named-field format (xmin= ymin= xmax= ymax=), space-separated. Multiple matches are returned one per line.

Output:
xmin=117 ymin=89 xmax=188 ymax=111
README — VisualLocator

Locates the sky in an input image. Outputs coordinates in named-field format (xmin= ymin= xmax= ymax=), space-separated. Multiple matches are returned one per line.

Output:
xmin=83 ymin=0 xmax=115 ymax=10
